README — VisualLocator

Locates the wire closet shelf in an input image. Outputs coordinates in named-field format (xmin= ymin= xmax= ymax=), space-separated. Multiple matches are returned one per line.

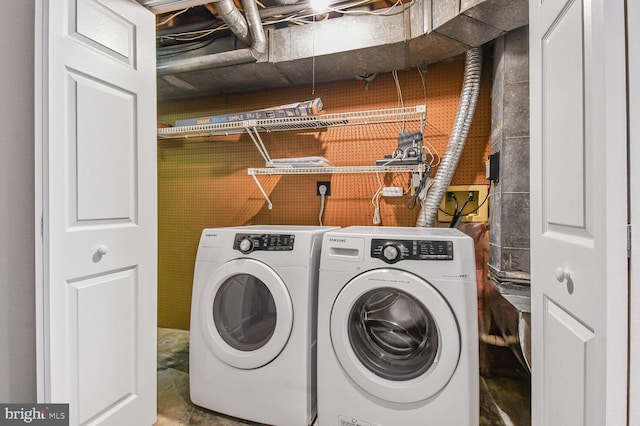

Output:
xmin=157 ymin=105 xmax=428 ymax=209
xmin=157 ymin=105 xmax=426 ymax=139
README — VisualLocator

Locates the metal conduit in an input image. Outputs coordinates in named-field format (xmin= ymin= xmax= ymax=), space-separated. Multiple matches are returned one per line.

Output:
xmin=416 ymin=47 xmax=483 ymax=227
xmin=157 ymin=0 xmax=267 ymax=75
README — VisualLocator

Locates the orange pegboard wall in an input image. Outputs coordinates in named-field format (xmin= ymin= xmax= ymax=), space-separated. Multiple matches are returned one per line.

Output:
xmin=156 ymin=56 xmax=492 ymax=329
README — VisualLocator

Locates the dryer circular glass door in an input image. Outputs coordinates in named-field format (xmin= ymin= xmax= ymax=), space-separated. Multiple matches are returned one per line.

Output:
xmin=200 ymin=258 xmax=293 ymax=369
xmin=330 ymin=268 xmax=460 ymax=404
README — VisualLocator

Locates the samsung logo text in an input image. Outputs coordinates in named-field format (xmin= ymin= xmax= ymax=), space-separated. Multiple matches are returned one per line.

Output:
xmin=329 ymin=238 xmax=347 ymax=243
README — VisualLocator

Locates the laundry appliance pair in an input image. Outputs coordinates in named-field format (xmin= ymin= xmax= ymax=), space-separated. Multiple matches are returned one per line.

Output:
xmin=189 ymin=225 xmax=478 ymax=426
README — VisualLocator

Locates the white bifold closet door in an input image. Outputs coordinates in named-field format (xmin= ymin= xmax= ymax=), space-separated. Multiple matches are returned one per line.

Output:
xmin=529 ymin=0 xmax=629 ymax=425
xmin=35 ymin=0 xmax=157 ymax=424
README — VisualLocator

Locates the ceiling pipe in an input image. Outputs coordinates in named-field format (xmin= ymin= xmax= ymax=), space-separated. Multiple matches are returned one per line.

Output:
xmin=273 ymin=0 xmax=303 ymax=5
xmin=157 ymin=0 xmax=267 ymax=75
xmin=259 ymin=2 xmax=310 ymax=19
xmin=204 ymin=1 xmax=251 ymax=46
xmin=259 ymin=0 xmax=369 ymax=19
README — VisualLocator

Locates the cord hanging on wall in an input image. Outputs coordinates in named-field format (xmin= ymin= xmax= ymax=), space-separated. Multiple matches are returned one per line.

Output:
xmin=356 ymin=73 xmax=377 ymax=90
xmin=312 ymin=14 xmax=316 ymax=95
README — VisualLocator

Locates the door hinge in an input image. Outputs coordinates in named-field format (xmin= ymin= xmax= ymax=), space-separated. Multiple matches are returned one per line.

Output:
xmin=628 ymin=224 xmax=632 ymax=259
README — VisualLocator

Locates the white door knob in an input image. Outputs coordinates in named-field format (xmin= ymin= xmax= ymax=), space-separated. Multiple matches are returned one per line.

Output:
xmin=555 ymin=267 xmax=570 ymax=282
xmin=97 ymin=245 xmax=109 ymax=256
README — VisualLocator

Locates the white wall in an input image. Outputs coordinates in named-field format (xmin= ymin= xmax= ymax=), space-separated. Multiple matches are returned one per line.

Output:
xmin=629 ymin=0 xmax=640 ymax=423
xmin=0 ymin=0 xmax=37 ymax=402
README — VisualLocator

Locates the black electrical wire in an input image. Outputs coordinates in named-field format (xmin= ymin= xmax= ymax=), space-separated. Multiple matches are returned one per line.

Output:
xmin=449 ymin=192 xmax=473 ymax=228
xmin=457 ymin=186 xmax=491 ymax=216
xmin=438 ymin=184 xmax=491 ymax=218
xmin=452 ymin=193 xmax=460 ymax=216
xmin=406 ymin=172 xmax=430 ymax=210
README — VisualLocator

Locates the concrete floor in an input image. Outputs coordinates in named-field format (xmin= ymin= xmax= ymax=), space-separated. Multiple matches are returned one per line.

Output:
xmin=155 ymin=328 xmax=530 ymax=426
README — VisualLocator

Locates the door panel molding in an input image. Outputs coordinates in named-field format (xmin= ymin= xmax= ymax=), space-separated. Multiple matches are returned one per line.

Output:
xmin=542 ymin=297 xmax=594 ymax=426
xmin=72 ymin=0 xmax=136 ymax=67
xmin=68 ymin=69 xmax=137 ymax=224
xmin=541 ymin=0 xmax=586 ymax=231
xmin=69 ymin=268 xmax=138 ymax=423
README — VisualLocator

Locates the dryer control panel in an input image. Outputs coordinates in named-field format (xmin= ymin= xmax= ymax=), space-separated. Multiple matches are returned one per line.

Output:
xmin=371 ymin=239 xmax=454 ymax=263
xmin=233 ymin=233 xmax=295 ymax=254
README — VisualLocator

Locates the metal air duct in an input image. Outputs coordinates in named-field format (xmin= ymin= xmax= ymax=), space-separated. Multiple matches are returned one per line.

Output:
xmin=156 ymin=0 xmax=267 ymax=75
xmin=273 ymin=0 xmax=302 ymax=5
xmin=205 ymin=1 xmax=251 ymax=46
xmin=416 ymin=47 xmax=483 ymax=227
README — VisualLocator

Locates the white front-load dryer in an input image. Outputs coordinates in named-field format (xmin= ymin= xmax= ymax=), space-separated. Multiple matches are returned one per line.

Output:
xmin=317 ymin=226 xmax=479 ymax=426
xmin=190 ymin=225 xmax=338 ymax=426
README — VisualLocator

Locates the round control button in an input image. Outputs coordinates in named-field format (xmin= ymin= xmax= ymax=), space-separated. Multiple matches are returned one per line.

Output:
xmin=238 ymin=238 xmax=254 ymax=253
xmin=382 ymin=244 xmax=400 ymax=262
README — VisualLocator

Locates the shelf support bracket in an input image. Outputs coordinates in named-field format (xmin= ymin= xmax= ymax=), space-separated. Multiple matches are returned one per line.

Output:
xmin=246 ymin=126 xmax=271 ymax=164
xmin=250 ymin=174 xmax=273 ymax=210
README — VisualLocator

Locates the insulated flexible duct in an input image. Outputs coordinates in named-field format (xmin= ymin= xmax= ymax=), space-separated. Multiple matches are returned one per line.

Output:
xmin=416 ymin=47 xmax=483 ymax=227
xmin=205 ymin=1 xmax=251 ymax=46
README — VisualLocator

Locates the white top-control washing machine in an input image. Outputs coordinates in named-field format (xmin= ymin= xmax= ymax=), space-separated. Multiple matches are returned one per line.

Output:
xmin=190 ymin=225 xmax=338 ymax=426
xmin=317 ymin=226 xmax=479 ymax=426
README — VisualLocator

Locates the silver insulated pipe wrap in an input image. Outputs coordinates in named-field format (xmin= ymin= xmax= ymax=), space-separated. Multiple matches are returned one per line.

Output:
xmin=416 ymin=47 xmax=483 ymax=227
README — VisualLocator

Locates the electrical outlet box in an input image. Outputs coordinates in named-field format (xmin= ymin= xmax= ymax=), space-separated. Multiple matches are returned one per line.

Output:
xmin=317 ymin=181 xmax=331 ymax=196
xmin=486 ymin=152 xmax=500 ymax=181
xmin=437 ymin=184 xmax=489 ymax=223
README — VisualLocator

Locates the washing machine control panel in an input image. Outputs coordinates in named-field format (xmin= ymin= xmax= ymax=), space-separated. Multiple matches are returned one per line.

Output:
xmin=371 ymin=239 xmax=454 ymax=263
xmin=233 ymin=233 xmax=295 ymax=253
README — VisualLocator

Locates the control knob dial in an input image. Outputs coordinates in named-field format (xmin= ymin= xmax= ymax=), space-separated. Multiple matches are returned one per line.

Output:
xmin=238 ymin=237 xmax=255 ymax=254
xmin=382 ymin=244 xmax=401 ymax=263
